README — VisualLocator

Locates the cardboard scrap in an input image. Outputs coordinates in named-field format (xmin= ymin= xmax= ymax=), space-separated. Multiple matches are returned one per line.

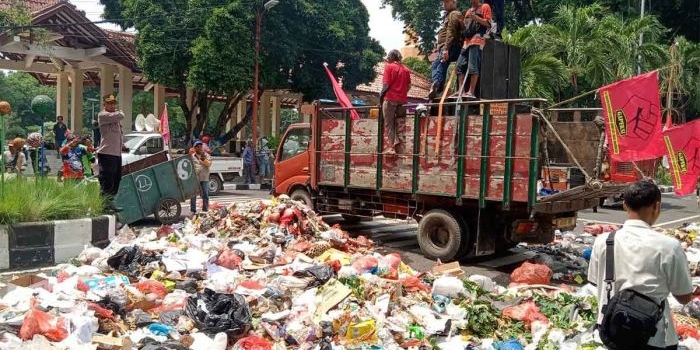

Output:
xmin=315 ymin=278 xmax=351 ymax=317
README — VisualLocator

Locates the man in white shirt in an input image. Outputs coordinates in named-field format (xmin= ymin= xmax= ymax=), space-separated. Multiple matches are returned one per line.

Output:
xmin=588 ymin=181 xmax=696 ymax=349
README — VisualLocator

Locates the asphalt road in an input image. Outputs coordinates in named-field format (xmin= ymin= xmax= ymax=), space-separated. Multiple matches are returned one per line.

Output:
xmin=577 ymin=193 xmax=699 ymax=228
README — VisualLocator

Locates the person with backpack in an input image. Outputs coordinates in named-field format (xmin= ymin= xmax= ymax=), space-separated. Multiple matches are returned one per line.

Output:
xmin=455 ymin=0 xmax=495 ymax=99
xmin=428 ymin=0 xmax=465 ymax=100
xmin=588 ymin=181 xmax=698 ymax=350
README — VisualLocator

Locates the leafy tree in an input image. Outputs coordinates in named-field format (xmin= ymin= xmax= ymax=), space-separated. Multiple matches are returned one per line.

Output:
xmin=403 ymin=56 xmax=431 ymax=77
xmin=0 ymin=72 xmax=56 ymax=130
xmin=101 ymin=0 xmax=384 ymax=144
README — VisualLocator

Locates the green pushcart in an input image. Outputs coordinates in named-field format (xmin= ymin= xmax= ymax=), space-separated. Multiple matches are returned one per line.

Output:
xmin=114 ymin=154 xmax=198 ymax=224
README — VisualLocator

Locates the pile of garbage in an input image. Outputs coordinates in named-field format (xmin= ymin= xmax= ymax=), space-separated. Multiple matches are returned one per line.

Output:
xmin=0 ymin=196 xmax=698 ymax=350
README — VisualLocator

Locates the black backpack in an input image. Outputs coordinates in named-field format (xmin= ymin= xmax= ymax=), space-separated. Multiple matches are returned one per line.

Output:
xmin=598 ymin=231 xmax=666 ymax=350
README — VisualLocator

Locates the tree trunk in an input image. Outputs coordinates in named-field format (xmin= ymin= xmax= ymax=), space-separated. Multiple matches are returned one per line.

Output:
xmin=179 ymin=87 xmax=199 ymax=146
xmin=219 ymin=88 xmax=264 ymax=145
xmin=192 ymin=93 xmax=210 ymax=139
xmin=212 ymin=93 xmax=243 ymax=138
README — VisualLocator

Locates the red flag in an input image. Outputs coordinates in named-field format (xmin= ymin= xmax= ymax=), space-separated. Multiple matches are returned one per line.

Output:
xmin=662 ymin=119 xmax=700 ymax=195
xmin=600 ymin=71 xmax=665 ymax=162
xmin=159 ymin=104 xmax=171 ymax=147
xmin=322 ymin=63 xmax=360 ymax=120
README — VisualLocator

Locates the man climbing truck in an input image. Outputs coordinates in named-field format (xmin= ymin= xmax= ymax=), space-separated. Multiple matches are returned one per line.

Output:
xmin=273 ymin=100 xmax=628 ymax=261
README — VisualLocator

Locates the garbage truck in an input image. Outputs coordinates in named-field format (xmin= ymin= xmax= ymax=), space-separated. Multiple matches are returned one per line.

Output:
xmin=273 ymin=99 xmax=627 ymax=261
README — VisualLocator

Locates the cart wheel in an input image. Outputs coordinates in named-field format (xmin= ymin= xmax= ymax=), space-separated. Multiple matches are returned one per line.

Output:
xmin=155 ymin=197 xmax=181 ymax=224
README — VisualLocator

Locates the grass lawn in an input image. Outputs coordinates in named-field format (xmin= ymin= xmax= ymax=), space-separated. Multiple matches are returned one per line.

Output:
xmin=0 ymin=177 xmax=104 ymax=225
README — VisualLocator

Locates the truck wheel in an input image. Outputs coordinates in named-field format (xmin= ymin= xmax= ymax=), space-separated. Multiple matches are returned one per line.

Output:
xmin=290 ymin=189 xmax=313 ymax=209
xmin=417 ymin=209 xmax=463 ymax=261
xmin=452 ymin=211 xmax=473 ymax=258
xmin=208 ymin=175 xmax=223 ymax=195
xmin=155 ymin=197 xmax=181 ymax=224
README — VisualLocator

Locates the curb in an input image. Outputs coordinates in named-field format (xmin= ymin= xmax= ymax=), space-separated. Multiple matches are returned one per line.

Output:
xmin=224 ymin=183 xmax=272 ymax=191
xmin=0 ymin=215 xmax=116 ymax=270
xmin=659 ymin=185 xmax=675 ymax=193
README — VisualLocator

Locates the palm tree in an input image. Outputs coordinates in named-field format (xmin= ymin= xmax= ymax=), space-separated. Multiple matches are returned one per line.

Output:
xmin=662 ymin=37 xmax=700 ymax=122
xmin=505 ymin=26 xmax=568 ymax=101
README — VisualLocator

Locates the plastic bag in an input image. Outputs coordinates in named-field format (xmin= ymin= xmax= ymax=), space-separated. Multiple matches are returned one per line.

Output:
xmin=502 ymin=302 xmax=549 ymax=326
xmin=378 ymin=253 xmax=401 ymax=280
xmin=494 ymin=339 xmax=525 ymax=350
xmin=352 ymin=256 xmax=379 ymax=274
xmin=217 ymin=249 xmax=243 ymax=269
xmin=677 ymin=323 xmax=700 ymax=340
xmin=140 ymin=338 xmax=189 ymax=350
xmin=19 ymin=308 xmax=68 ymax=342
xmin=184 ymin=288 xmax=252 ymax=336
xmin=510 ymin=262 xmax=552 ymax=285
xmin=400 ymin=276 xmax=431 ymax=293
xmin=134 ymin=280 xmax=169 ymax=300
xmin=293 ymin=265 xmax=335 ymax=287
xmin=233 ymin=335 xmax=272 ymax=350
xmin=159 ymin=310 xmax=183 ymax=326
xmin=107 ymin=246 xmax=160 ymax=276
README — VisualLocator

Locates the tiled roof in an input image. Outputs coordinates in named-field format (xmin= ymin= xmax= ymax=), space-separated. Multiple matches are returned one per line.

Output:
xmin=355 ymin=61 xmax=431 ymax=100
xmin=0 ymin=0 xmax=61 ymax=13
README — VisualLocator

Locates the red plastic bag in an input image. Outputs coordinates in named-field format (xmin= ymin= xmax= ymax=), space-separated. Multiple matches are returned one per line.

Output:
xmin=88 ymin=302 xmax=116 ymax=320
xmin=76 ymin=280 xmax=90 ymax=292
xmin=19 ymin=308 xmax=68 ymax=341
xmin=134 ymin=280 xmax=168 ymax=299
xmin=676 ymin=323 xmax=700 ymax=340
xmin=352 ymin=256 xmax=379 ymax=274
xmin=400 ymin=276 xmax=430 ymax=293
xmin=378 ymin=253 xmax=401 ymax=280
xmin=502 ymin=302 xmax=549 ymax=326
xmin=56 ymin=270 xmax=70 ymax=283
xmin=217 ymin=249 xmax=243 ymax=269
xmin=233 ymin=335 xmax=272 ymax=350
xmin=510 ymin=262 xmax=552 ymax=285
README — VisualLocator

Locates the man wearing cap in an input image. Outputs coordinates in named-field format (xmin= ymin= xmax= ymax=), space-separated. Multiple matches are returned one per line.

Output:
xmin=190 ymin=140 xmax=212 ymax=214
xmin=97 ymin=94 xmax=125 ymax=211
xmin=380 ymin=49 xmax=411 ymax=155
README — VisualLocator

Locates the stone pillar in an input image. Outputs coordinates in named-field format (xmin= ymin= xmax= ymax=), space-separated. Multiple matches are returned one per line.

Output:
xmin=70 ymin=69 xmax=83 ymax=133
xmin=271 ymin=96 xmax=281 ymax=137
xmin=118 ymin=66 xmax=133 ymax=131
xmin=100 ymin=64 xmax=115 ymax=98
xmin=154 ymin=84 xmax=165 ymax=117
xmin=260 ymin=92 xmax=271 ymax=137
xmin=56 ymin=71 xmax=69 ymax=119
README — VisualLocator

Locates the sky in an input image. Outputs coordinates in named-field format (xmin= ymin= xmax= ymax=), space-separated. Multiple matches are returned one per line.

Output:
xmin=68 ymin=0 xmax=407 ymax=52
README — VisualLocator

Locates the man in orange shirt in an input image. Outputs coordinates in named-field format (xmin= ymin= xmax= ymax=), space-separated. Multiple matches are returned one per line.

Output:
xmin=455 ymin=0 xmax=494 ymax=99
xmin=380 ymin=50 xmax=412 ymax=155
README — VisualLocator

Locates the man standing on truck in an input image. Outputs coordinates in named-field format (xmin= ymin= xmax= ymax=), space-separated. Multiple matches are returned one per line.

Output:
xmin=243 ymin=140 xmax=256 ymax=185
xmin=380 ymin=50 xmax=412 ymax=155
xmin=429 ymin=0 xmax=464 ymax=100
xmin=455 ymin=0 xmax=494 ymax=99
xmin=97 ymin=94 xmax=125 ymax=212
xmin=588 ymin=181 xmax=697 ymax=350
xmin=190 ymin=140 xmax=212 ymax=214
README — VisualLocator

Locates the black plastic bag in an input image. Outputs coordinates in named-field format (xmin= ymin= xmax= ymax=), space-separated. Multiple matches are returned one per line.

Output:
xmin=175 ymin=278 xmax=198 ymax=294
xmin=293 ymin=265 xmax=334 ymax=287
xmin=96 ymin=296 xmax=126 ymax=318
xmin=129 ymin=310 xmax=154 ymax=327
xmin=107 ymin=246 xmax=160 ymax=276
xmin=184 ymin=288 xmax=251 ymax=336
xmin=139 ymin=337 xmax=188 ymax=350
xmin=159 ymin=310 xmax=183 ymax=327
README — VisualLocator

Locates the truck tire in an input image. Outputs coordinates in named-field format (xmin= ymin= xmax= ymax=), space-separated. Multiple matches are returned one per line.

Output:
xmin=290 ymin=189 xmax=313 ymax=209
xmin=417 ymin=209 xmax=463 ymax=261
xmin=208 ymin=175 xmax=223 ymax=195
xmin=452 ymin=211 xmax=473 ymax=258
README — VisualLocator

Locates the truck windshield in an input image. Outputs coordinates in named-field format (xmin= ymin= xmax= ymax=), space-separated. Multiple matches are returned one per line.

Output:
xmin=124 ymin=135 xmax=142 ymax=151
xmin=280 ymin=128 xmax=311 ymax=161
